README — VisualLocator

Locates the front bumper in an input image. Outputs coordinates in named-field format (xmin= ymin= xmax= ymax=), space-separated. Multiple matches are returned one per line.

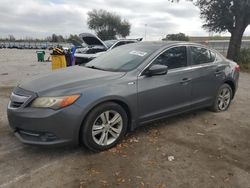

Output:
xmin=74 ymin=56 xmax=93 ymax=65
xmin=7 ymin=103 xmax=83 ymax=146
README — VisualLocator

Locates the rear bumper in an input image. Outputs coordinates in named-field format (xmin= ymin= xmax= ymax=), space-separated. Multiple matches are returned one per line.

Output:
xmin=233 ymin=71 xmax=240 ymax=98
xmin=7 ymin=103 xmax=84 ymax=146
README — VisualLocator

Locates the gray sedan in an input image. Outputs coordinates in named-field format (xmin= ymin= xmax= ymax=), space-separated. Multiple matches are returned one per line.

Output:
xmin=7 ymin=41 xmax=240 ymax=151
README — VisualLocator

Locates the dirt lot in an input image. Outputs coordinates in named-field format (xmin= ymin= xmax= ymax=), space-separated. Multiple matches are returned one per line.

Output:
xmin=0 ymin=49 xmax=250 ymax=188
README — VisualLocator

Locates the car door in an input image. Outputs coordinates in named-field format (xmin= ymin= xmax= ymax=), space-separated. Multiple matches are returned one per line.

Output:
xmin=137 ymin=46 xmax=193 ymax=123
xmin=188 ymin=46 xmax=223 ymax=106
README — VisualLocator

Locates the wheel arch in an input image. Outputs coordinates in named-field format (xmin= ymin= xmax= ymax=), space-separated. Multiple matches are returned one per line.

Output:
xmin=224 ymin=79 xmax=236 ymax=99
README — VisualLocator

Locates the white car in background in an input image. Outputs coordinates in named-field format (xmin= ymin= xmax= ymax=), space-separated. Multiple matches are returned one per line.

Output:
xmin=74 ymin=33 xmax=142 ymax=65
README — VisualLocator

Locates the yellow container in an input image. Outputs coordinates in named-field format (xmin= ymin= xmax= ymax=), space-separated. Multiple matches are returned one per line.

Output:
xmin=51 ymin=55 xmax=67 ymax=70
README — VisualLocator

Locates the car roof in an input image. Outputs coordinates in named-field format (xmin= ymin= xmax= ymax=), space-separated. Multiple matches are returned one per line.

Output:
xmin=131 ymin=41 xmax=210 ymax=49
xmin=104 ymin=39 xmax=137 ymax=42
xmin=126 ymin=41 xmax=181 ymax=50
xmin=117 ymin=39 xmax=140 ymax=41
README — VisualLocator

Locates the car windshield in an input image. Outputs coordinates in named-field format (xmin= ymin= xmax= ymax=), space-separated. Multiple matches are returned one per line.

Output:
xmin=85 ymin=43 xmax=157 ymax=72
xmin=103 ymin=40 xmax=117 ymax=48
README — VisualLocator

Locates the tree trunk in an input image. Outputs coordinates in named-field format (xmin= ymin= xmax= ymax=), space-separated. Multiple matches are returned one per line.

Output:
xmin=227 ymin=24 xmax=246 ymax=62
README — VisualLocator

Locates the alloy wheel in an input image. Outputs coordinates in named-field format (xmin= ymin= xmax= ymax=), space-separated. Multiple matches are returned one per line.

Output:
xmin=217 ymin=87 xmax=231 ymax=111
xmin=92 ymin=110 xmax=123 ymax=146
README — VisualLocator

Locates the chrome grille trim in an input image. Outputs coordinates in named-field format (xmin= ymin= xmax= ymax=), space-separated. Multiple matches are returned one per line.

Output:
xmin=10 ymin=93 xmax=30 ymax=103
xmin=9 ymin=92 xmax=31 ymax=109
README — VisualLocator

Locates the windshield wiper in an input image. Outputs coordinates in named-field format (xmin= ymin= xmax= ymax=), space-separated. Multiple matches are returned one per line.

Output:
xmin=85 ymin=65 xmax=106 ymax=71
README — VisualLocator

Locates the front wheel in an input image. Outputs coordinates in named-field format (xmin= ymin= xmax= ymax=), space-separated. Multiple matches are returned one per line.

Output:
xmin=81 ymin=102 xmax=128 ymax=152
xmin=211 ymin=83 xmax=233 ymax=112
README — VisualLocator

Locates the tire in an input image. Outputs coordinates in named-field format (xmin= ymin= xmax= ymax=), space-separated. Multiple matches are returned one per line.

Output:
xmin=211 ymin=83 xmax=233 ymax=112
xmin=81 ymin=102 xmax=128 ymax=152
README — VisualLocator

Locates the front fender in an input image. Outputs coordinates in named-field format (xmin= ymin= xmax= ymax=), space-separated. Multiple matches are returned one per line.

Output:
xmin=73 ymin=82 xmax=138 ymax=140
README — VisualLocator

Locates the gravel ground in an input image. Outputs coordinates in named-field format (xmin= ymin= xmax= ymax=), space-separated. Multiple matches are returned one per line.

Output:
xmin=0 ymin=49 xmax=249 ymax=188
xmin=0 ymin=49 xmax=51 ymax=87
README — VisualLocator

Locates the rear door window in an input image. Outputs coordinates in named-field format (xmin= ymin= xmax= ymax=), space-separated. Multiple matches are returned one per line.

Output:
xmin=190 ymin=46 xmax=215 ymax=65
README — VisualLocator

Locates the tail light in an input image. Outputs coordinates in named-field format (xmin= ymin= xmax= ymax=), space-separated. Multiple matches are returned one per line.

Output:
xmin=235 ymin=64 xmax=240 ymax=72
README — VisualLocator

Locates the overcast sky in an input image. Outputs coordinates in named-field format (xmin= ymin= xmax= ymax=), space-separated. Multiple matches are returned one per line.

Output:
xmin=0 ymin=0 xmax=250 ymax=40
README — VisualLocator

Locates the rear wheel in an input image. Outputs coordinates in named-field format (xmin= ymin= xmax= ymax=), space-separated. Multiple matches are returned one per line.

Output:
xmin=81 ymin=102 xmax=128 ymax=151
xmin=211 ymin=83 xmax=232 ymax=112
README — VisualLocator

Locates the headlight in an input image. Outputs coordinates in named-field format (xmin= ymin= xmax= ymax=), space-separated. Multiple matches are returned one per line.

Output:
xmin=31 ymin=95 xmax=80 ymax=110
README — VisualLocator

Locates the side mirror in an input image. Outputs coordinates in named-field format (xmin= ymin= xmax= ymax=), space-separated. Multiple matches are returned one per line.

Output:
xmin=144 ymin=64 xmax=168 ymax=76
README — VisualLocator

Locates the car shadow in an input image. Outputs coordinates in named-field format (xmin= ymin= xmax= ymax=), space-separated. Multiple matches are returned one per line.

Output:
xmin=131 ymin=109 xmax=209 ymax=136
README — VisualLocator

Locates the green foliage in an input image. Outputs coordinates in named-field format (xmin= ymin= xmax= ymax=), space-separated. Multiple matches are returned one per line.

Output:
xmin=239 ymin=48 xmax=250 ymax=71
xmin=87 ymin=9 xmax=131 ymax=40
xmin=209 ymin=35 xmax=228 ymax=40
xmin=197 ymin=0 xmax=250 ymax=61
xmin=172 ymin=0 xmax=250 ymax=33
xmin=51 ymin=34 xmax=65 ymax=42
xmin=196 ymin=0 xmax=233 ymax=33
xmin=8 ymin=35 xmax=15 ymax=41
xmin=117 ymin=20 xmax=131 ymax=38
xmin=171 ymin=0 xmax=250 ymax=61
xmin=67 ymin=34 xmax=82 ymax=44
xmin=163 ymin=33 xmax=189 ymax=41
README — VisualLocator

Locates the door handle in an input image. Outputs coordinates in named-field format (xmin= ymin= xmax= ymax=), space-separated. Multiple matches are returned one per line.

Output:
xmin=180 ymin=78 xmax=192 ymax=84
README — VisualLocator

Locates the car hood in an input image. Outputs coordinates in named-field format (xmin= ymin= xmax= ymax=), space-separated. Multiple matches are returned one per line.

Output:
xmin=74 ymin=53 xmax=99 ymax=58
xmin=19 ymin=66 xmax=126 ymax=96
xmin=79 ymin=33 xmax=108 ymax=49
xmin=74 ymin=52 xmax=105 ymax=58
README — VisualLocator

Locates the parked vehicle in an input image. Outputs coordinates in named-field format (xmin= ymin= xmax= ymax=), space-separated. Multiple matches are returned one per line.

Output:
xmin=1 ymin=43 xmax=6 ymax=48
xmin=7 ymin=41 xmax=240 ymax=151
xmin=41 ymin=45 xmax=47 ymax=50
xmin=74 ymin=33 xmax=142 ymax=65
xmin=18 ymin=44 xmax=26 ymax=49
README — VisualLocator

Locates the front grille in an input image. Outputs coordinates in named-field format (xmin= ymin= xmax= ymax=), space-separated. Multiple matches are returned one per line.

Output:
xmin=9 ymin=92 xmax=31 ymax=109
xmin=11 ymin=101 xmax=24 ymax=108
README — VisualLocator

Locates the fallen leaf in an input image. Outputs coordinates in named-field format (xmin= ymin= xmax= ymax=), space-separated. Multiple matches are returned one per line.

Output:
xmin=197 ymin=132 xmax=205 ymax=136
xmin=193 ymin=150 xmax=199 ymax=154
xmin=141 ymin=181 xmax=145 ymax=186
xmin=168 ymin=156 xmax=175 ymax=161
xmin=158 ymin=183 xmax=166 ymax=188
xmin=100 ymin=180 xmax=109 ymax=186
xmin=114 ymin=171 xmax=120 ymax=176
